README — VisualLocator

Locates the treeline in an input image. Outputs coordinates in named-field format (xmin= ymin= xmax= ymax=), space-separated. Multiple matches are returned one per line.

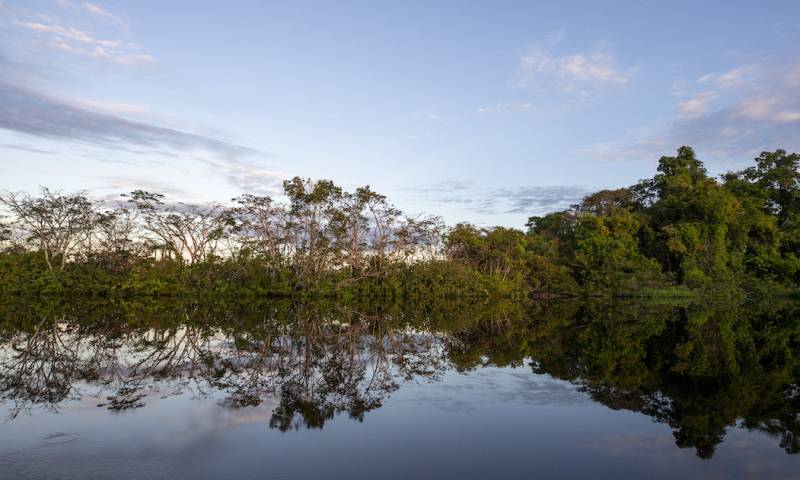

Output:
xmin=0 ymin=146 xmax=798 ymax=298
xmin=447 ymin=147 xmax=800 ymax=295
xmin=0 ymin=177 xmax=494 ymax=300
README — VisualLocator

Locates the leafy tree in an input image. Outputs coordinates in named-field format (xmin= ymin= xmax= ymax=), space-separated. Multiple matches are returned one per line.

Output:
xmin=638 ymin=147 xmax=743 ymax=286
xmin=742 ymin=150 xmax=800 ymax=223
xmin=575 ymin=188 xmax=635 ymax=215
xmin=571 ymin=209 xmax=664 ymax=290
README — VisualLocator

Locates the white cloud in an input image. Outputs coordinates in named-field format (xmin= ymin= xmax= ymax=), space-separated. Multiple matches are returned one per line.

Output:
xmin=677 ymin=91 xmax=717 ymax=119
xmin=580 ymin=59 xmax=800 ymax=163
xmin=13 ymin=12 xmax=155 ymax=66
xmin=698 ymin=65 xmax=755 ymax=89
xmin=733 ymin=96 xmax=800 ymax=124
xmin=200 ymin=157 xmax=287 ymax=195
xmin=775 ymin=111 xmax=800 ymax=123
xmin=579 ymin=55 xmax=800 ymax=164
xmin=14 ymin=20 xmax=122 ymax=47
xmin=475 ymin=102 xmax=533 ymax=114
xmin=53 ymin=0 xmax=129 ymax=30
xmin=46 ymin=39 xmax=156 ymax=66
xmin=576 ymin=137 xmax=672 ymax=162
xmin=81 ymin=2 xmax=129 ymax=30
xmin=518 ymin=41 xmax=636 ymax=92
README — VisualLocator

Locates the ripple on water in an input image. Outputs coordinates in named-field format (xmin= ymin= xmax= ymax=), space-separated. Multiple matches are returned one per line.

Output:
xmin=42 ymin=432 xmax=79 ymax=446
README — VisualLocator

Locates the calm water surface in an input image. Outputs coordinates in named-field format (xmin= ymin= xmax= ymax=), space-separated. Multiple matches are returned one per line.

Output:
xmin=1 ymin=299 xmax=799 ymax=479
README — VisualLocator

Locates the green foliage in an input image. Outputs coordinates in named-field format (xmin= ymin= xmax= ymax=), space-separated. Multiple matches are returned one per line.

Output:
xmin=518 ymin=146 xmax=799 ymax=295
xmin=571 ymin=209 xmax=665 ymax=291
xmin=0 ymin=146 xmax=798 ymax=298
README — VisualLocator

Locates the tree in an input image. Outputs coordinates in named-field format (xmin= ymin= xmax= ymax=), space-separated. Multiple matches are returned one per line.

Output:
xmin=571 ymin=209 xmax=664 ymax=290
xmin=0 ymin=188 xmax=95 ymax=270
xmin=283 ymin=177 xmax=343 ymax=277
xmin=127 ymin=190 xmax=230 ymax=264
xmin=446 ymin=224 xmax=529 ymax=280
xmin=640 ymin=147 xmax=743 ymax=285
xmin=89 ymin=206 xmax=145 ymax=271
xmin=723 ymin=150 xmax=800 ymax=282
xmin=231 ymin=194 xmax=291 ymax=262
xmin=741 ymin=150 xmax=800 ymax=223
xmin=94 ymin=207 xmax=139 ymax=255
xmin=575 ymin=188 xmax=635 ymax=216
xmin=329 ymin=188 xmax=375 ymax=272
xmin=393 ymin=214 xmax=445 ymax=262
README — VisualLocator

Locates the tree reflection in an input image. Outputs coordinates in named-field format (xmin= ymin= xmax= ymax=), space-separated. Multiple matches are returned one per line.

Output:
xmin=519 ymin=300 xmax=800 ymax=458
xmin=0 ymin=300 xmax=448 ymax=430
xmin=1 ymin=297 xmax=799 ymax=456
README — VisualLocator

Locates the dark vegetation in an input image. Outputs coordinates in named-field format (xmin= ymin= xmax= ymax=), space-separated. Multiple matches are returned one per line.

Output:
xmin=1 ymin=147 xmax=798 ymax=299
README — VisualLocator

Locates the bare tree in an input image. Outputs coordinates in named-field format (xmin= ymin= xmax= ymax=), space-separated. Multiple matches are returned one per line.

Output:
xmin=330 ymin=189 xmax=371 ymax=271
xmin=0 ymin=181 xmax=446 ymax=273
xmin=127 ymin=191 xmax=230 ymax=264
xmin=283 ymin=177 xmax=343 ymax=276
xmin=94 ymin=206 xmax=139 ymax=254
xmin=231 ymin=194 xmax=292 ymax=262
xmin=0 ymin=188 xmax=96 ymax=270
xmin=394 ymin=214 xmax=445 ymax=262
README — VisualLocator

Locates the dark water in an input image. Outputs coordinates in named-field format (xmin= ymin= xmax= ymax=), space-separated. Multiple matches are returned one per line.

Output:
xmin=1 ymin=298 xmax=799 ymax=479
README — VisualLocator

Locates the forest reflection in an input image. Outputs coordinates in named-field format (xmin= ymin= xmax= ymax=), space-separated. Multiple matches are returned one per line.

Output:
xmin=1 ymin=297 xmax=799 ymax=459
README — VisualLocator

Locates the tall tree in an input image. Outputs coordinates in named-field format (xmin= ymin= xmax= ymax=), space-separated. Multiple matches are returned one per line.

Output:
xmin=231 ymin=194 xmax=291 ymax=262
xmin=127 ymin=191 xmax=230 ymax=264
xmin=742 ymin=150 xmax=800 ymax=224
xmin=283 ymin=177 xmax=343 ymax=276
xmin=0 ymin=188 xmax=95 ymax=270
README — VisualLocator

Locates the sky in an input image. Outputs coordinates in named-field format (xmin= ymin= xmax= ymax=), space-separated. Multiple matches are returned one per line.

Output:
xmin=1 ymin=0 xmax=799 ymax=227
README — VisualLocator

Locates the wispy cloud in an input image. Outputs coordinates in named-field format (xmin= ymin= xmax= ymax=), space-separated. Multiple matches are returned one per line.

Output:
xmin=0 ymin=143 xmax=56 ymax=155
xmin=677 ymin=91 xmax=717 ymax=119
xmin=200 ymin=157 xmax=286 ymax=195
xmin=54 ymin=0 xmax=129 ymax=30
xmin=45 ymin=39 xmax=156 ymax=66
xmin=414 ymin=112 xmax=442 ymax=122
xmin=517 ymin=36 xmax=637 ymax=94
xmin=580 ymin=59 xmax=800 ymax=163
xmin=98 ymin=175 xmax=188 ymax=197
xmin=0 ymin=81 xmax=253 ymax=159
xmin=408 ymin=181 xmax=588 ymax=216
xmin=698 ymin=65 xmax=755 ymax=89
xmin=733 ymin=96 xmax=800 ymax=123
xmin=12 ymin=10 xmax=154 ymax=66
xmin=70 ymin=97 xmax=152 ymax=116
xmin=475 ymin=102 xmax=533 ymax=114
xmin=81 ymin=2 xmax=129 ymax=30
xmin=0 ymin=54 xmax=282 ymax=194
xmin=13 ymin=20 xmax=121 ymax=47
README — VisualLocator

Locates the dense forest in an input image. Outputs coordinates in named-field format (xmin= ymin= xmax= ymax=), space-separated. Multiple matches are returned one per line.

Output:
xmin=0 ymin=146 xmax=798 ymax=299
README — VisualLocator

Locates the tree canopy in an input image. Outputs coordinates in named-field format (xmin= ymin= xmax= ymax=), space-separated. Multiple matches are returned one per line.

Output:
xmin=0 ymin=147 xmax=798 ymax=298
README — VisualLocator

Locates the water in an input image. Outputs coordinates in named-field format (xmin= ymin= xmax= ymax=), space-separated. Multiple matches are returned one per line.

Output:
xmin=1 ymin=298 xmax=799 ymax=479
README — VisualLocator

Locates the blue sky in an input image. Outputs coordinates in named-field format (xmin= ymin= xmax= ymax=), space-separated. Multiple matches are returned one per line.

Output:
xmin=1 ymin=1 xmax=799 ymax=226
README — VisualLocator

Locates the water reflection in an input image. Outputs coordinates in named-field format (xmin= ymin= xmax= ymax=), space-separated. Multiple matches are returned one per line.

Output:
xmin=1 ymin=297 xmax=799 ymax=460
